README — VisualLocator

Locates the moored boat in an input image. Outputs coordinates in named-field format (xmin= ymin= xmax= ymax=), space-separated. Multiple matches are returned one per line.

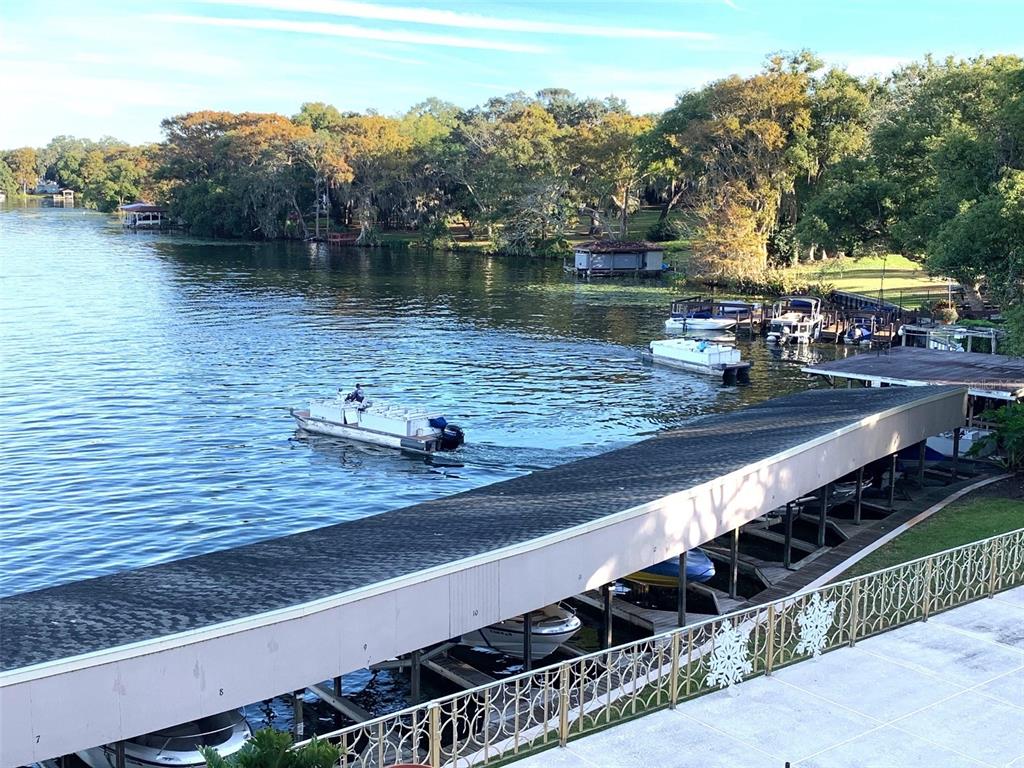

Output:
xmin=76 ymin=710 xmax=251 ymax=768
xmin=645 ymin=338 xmax=751 ymax=383
xmin=626 ymin=549 xmax=716 ymax=588
xmin=460 ymin=603 xmax=582 ymax=661
xmin=665 ymin=312 xmax=736 ymax=332
xmin=766 ymin=296 xmax=823 ymax=344
xmin=926 ymin=428 xmax=991 ymax=458
xmin=844 ymin=314 xmax=879 ymax=345
xmin=292 ymin=395 xmax=464 ymax=454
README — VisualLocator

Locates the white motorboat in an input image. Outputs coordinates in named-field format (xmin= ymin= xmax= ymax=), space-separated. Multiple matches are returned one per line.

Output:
xmin=664 ymin=314 xmax=736 ymax=332
xmin=927 ymin=428 xmax=991 ymax=458
xmin=766 ymin=296 xmax=823 ymax=344
xmin=76 ymin=710 xmax=251 ymax=768
xmin=460 ymin=603 xmax=582 ymax=661
xmin=292 ymin=395 xmax=464 ymax=454
xmin=645 ymin=338 xmax=751 ymax=382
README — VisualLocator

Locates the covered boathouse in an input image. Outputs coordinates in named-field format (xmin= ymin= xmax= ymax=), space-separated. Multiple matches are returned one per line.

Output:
xmin=118 ymin=201 xmax=169 ymax=228
xmin=568 ymin=241 xmax=665 ymax=276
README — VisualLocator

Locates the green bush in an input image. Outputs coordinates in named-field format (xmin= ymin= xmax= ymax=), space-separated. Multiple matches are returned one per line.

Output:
xmin=201 ymin=728 xmax=341 ymax=768
xmin=969 ymin=403 xmax=1024 ymax=469
xmin=645 ymin=217 xmax=685 ymax=242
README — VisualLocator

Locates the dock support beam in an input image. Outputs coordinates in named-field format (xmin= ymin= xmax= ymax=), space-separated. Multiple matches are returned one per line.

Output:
xmin=523 ymin=612 xmax=533 ymax=671
xmin=114 ymin=742 xmax=125 ymax=768
xmin=952 ymin=428 xmax=961 ymax=481
xmin=784 ymin=502 xmax=794 ymax=569
xmin=917 ymin=440 xmax=927 ymax=486
xmin=888 ymin=454 xmax=898 ymax=509
xmin=817 ymin=484 xmax=829 ymax=548
xmin=677 ymin=550 xmax=688 ymax=627
xmin=854 ymin=467 xmax=864 ymax=526
xmin=729 ymin=528 xmax=739 ymax=600
xmin=601 ymin=584 xmax=613 ymax=649
xmin=411 ymin=650 xmax=421 ymax=703
xmin=293 ymin=691 xmax=304 ymax=738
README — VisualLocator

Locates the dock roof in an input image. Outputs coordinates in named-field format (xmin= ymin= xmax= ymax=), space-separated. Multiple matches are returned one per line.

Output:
xmin=802 ymin=347 xmax=1024 ymax=400
xmin=574 ymin=240 xmax=664 ymax=253
xmin=0 ymin=386 xmax=967 ymax=766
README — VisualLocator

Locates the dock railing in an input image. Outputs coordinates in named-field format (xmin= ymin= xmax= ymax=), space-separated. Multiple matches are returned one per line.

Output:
xmin=301 ymin=529 xmax=1024 ymax=768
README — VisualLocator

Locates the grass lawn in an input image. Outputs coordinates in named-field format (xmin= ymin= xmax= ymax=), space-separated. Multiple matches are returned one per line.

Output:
xmin=790 ymin=253 xmax=953 ymax=308
xmin=845 ymin=493 xmax=1024 ymax=577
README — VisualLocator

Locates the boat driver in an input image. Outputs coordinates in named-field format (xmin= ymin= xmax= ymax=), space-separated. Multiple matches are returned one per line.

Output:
xmin=344 ymin=383 xmax=365 ymax=403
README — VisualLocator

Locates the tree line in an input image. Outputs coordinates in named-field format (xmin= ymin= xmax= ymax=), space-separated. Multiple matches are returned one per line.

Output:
xmin=3 ymin=51 xmax=1021 ymax=312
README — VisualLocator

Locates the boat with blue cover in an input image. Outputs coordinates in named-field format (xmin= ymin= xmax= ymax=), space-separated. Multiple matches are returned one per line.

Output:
xmin=626 ymin=549 xmax=716 ymax=587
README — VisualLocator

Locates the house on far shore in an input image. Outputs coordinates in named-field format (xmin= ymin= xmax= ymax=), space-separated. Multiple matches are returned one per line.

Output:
xmin=34 ymin=179 xmax=60 ymax=194
xmin=567 ymin=241 xmax=666 ymax=277
xmin=119 ymin=201 xmax=169 ymax=229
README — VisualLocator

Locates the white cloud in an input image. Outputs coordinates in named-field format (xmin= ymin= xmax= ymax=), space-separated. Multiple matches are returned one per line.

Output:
xmin=195 ymin=0 xmax=716 ymax=40
xmin=823 ymin=54 xmax=911 ymax=77
xmin=154 ymin=14 xmax=547 ymax=53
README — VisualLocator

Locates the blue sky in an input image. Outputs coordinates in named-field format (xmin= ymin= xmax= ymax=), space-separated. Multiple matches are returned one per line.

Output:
xmin=2 ymin=0 xmax=1022 ymax=147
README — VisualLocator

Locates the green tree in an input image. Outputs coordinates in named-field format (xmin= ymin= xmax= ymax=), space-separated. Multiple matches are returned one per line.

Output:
xmin=5 ymin=147 xmax=38 ymax=192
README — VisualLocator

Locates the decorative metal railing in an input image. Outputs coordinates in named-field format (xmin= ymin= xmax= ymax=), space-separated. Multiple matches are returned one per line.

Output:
xmin=300 ymin=529 xmax=1024 ymax=768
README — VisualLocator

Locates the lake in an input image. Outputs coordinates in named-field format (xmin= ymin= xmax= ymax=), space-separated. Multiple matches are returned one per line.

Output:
xmin=0 ymin=205 xmax=841 ymax=729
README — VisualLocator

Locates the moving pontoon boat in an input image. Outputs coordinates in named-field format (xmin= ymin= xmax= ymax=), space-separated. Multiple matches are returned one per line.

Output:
xmin=645 ymin=338 xmax=751 ymax=383
xmin=460 ymin=603 xmax=582 ymax=661
xmin=292 ymin=395 xmax=464 ymax=454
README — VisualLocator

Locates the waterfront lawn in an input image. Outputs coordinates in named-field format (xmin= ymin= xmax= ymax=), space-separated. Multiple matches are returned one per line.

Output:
xmin=792 ymin=253 xmax=952 ymax=308
xmin=846 ymin=495 xmax=1024 ymax=577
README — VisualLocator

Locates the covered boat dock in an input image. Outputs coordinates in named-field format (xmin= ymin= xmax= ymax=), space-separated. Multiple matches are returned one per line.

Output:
xmin=802 ymin=347 xmax=1024 ymax=401
xmin=0 ymin=386 xmax=966 ymax=767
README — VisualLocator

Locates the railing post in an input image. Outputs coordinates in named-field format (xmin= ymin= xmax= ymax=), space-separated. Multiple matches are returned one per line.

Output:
xmin=989 ymin=538 xmax=1000 ymax=597
xmin=669 ymin=632 xmax=680 ymax=709
xmin=558 ymin=662 xmax=570 ymax=747
xmin=428 ymin=703 xmax=441 ymax=768
xmin=765 ymin=604 xmax=776 ymax=675
xmin=849 ymin=580 xmax=860 ymax=647
xmin=922 ymin=558 xmax=933 ymax=620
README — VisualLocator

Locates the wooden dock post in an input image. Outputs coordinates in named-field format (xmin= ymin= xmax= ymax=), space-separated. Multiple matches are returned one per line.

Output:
xmin=952 ymin=428 xmax=961 ymax=481
xmin=333 ymin=674 xmax=342 ymax=697
xmin=293 ymin=691 xmax=304 ymax=738
xmin=917 ymin=440 xmax=927 ymax=486
xmin=853 ymin=467 xmax=864 ymax=525
xmin=114 ymin=742 xmax=125 ymax=768
xmin=601 ymin=584 xmax=613 ymax=649
xmin=676 ymin=551 xmax=688 ymax=627
xmin=817 ymin=484 xmax=829 ymax=548
xmin=411 ymin=650 xmax=421 ymax=703
xmin=729 ymin=528 xmax=739 ymax=599
xmin=783 ymin=502 xmax=794 ymax=569
xmin=888 ymin=454 xmax=897 ymax=509
xmin=523 ymin=611 xmax=533 ymax=671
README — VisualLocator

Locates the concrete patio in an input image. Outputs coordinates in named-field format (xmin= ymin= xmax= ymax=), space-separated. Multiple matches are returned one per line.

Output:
xmin=516 ymin=586 xmax=1024 ymax=768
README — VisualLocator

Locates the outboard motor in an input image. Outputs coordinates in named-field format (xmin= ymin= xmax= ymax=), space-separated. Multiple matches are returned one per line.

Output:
xmin=440 ymin=424 xmax=465 ymax=451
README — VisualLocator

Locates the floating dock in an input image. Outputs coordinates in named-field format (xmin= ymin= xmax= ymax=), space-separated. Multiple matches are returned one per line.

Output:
xmin=0 ymin=386 xmax=966 ymax=766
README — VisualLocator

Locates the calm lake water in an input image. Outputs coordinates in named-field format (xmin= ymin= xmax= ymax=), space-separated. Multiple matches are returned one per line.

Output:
xmin=0 ymin=205 xmax=842 ymax=729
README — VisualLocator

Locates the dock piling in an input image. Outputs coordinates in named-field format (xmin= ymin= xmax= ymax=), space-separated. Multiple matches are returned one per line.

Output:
xmin=677 ymin=551 xmax=688 ymax=627
xmin=411 ymin=650 xmax=421 ymax=703
xmin=333 ymin=675 xmax=342 ymax=697
xmin=523 ymin=612 xmax=533 ymax=671
xmin=888 ymin=454 xmax=897 ymax=509
xmin=114 ymin=742 xmax=125 ymax=768
xmin=952 ymin=428 xmax=961 ymax=481
xmin=601 ymin=584 xmax=613 ymax=649
xmin=783 ymin=502 xmax=794 ymax=569
xmin=854 ymin=467 xmax=864 ymax=525
xmin=917 ymin=440 xmax=927 ymax=485
xmin=817 ymin=485 xmax=829 ymax=548
xmin=729 ymin=528 xmax=739 ymax=599
xmin=293 ymin=691 xmax=304 ymax=738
